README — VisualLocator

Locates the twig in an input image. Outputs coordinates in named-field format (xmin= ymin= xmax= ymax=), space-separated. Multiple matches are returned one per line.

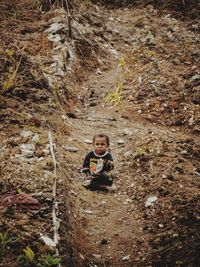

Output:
xmin=48 ymin=131 xmax=61 ymax=267
xmin=64 ymin=0 xmax=72 ymax=38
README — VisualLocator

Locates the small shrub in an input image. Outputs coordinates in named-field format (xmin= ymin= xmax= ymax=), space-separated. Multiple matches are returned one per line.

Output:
xmin=39 ymin=253 xmax=61 ymax=267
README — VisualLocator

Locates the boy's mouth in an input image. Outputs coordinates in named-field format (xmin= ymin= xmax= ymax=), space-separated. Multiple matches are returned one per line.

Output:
xmin=96 ymin=149 xmax=104 ymax=154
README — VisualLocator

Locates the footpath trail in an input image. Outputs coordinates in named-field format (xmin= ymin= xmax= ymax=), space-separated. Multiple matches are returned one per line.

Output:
xmin=63 ymin=62 xmax=179 ymax=267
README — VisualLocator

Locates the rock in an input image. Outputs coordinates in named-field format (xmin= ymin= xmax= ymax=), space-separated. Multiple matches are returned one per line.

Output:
xmin=89 ymin=102 xmax=97 ymax=107
xmin=32 ymin=134 xmax=40 ymax=144
xmin=78 ymin=253 xmax=85 ymax=260
xmin=64 ymin=146 xmax=79 ymax=152
xmin=101 ymin=239 xmax=108 ymax=245
xmin=20 ymin=144 xmax=35 ymax=158
xmin=145 ymin=196 xmax=158 ymax=207
xmin=44 ymin=22 xmax=65 ymax=34
xmin=124 ymin=151 xmax=132 ymax=158
xmin=188 ymin=116 xmax=194 ymax=126
xmin=84 ymin=139 xmax=92 ymax=144
xmin=39 ymin=234 xmax=56 ymax=247
xmin=175 ymin=119 xmax=185 ymax=126
xmin=166 ymin=175 xmax=175 ymax=181
xmin=95 ymin=68 xmax=102 ymax=75
xmin=42 ymin=193 xmax=53 ymax=201
xmin=8 ymin=137 xmax=21 ymax=147
xmin=85 ymin=209 xmax=93 ymax=215
xmin=145 ymin=30 xmax=156 ymax=45
xmin=122 ymin=128 xmax=132 ymax=135
xmin=67 ymin=112 xmax=77 ymax=118
xmin=191 ymin=74 xmax=200 ymax=81
xmin=122 ymin=255 xmax=130 ymax=261
xmin=117 ymin=139 xmax=125 ymax=145
xmin=194 ymin=171 xmax=200 ymax=177
xmin=192 ymin=98 xmax=200 ymax=105
xmin=21 ymin=130 xmax=33 ymax=138
xmin=92 ymin=254 xmax=101 ymax=259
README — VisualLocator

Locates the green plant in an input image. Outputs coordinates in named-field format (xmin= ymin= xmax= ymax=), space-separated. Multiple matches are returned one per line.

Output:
xmin=0 ymin=231 xmax=18 ymax=259
xmin=17 ymin=246 xmax=35 ymax=266
xmin=106 ymin=81 xmax=124 ymax=105
xmin=16 ymin=188 xmax=23 ymax=194
xmin=1 ymin=56 xmax=22 ymax=94
xmin=118 ymin=57 xmax=125 ymax=70
xmin=106 ymin=91 xmax=122 ymax=105
xmin=134 ymin=148 xmax=149 ymax=158
xmin=39 ymin=254 xmax=61 ymax=267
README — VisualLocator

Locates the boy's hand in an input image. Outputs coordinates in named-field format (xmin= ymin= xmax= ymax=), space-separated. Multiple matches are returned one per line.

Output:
xmin=105 ymin=160 xmax=114 ymax=171
xmin=96 ymin=158 xmax=104 ymax=173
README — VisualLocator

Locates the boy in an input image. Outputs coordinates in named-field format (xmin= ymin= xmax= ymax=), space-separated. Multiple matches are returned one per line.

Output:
xmin=81 ymin=134 xmax=115 ymax=191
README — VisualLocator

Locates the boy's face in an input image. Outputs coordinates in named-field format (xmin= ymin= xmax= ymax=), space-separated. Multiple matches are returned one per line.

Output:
xmin=93 ymin=137 xmax=108 ymax=155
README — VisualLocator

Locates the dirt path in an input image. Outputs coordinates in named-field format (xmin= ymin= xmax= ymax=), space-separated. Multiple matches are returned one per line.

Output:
xmin=68 ymin=67 xmax=148 ymax=267
xmin=62 ymin=61 xmax=181 ymax=266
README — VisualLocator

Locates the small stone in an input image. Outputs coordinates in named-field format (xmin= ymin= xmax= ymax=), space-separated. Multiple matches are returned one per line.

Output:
xmin=20 ymin=143 xmax=35 ymax=158
xmin=175 ymin=119 xmax=185 ymax=126
xmin=122 ymin=255 xmax=130 ymax=261
xmin=32 ymin=134 xmax=40 ymax=144
xmin=194 ymin=171 xmax=200 ymax=177
xmin=124 ymin=151 xmax=132 ymax=158
xmin=180 ymin=150 xmax=187 ymax=155
xmin=67 ymin=112 xmax=77 ymax=118
xmin=145 ymin=196 xmax=158 ymax=207
xmin=166 ymin=175 xmax=175 ymax=181
xmin=42 ymin=193 xmax=53 ymax=201
xmin=189 ymin=116 xmax=194 ymax=126
xmin=117 ymin=139 xmax=125 ymax=145
xmin=101 ymin=239 xmax=108 ymax=245
xmin=192 ymin=98 xmax=200 ymax=105
xmin=85 ymin=209 xmax=93 ymax=215
xmin=92 ymin=254 xmax=101 ymax=259
xmin=191 ymin=74 xmax=200 ymax=81
xmin=95 ymin=68 xmax=102 ymax=75
xmin=122 ymin=128 xmax=132 ymax=135
xmin=84 ymin=139 xmax=92 ymax=144
xmin=79 ymin=253 xmax=85 ymax=260
xmin=64 ymin=146 xmax=79 ymax=152
xmin=21 ymin=130 xmax=33 ymax=138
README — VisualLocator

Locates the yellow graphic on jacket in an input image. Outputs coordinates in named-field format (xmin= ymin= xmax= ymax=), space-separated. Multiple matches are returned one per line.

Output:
xmin=90 ymin=158 xmax=104 ymax=175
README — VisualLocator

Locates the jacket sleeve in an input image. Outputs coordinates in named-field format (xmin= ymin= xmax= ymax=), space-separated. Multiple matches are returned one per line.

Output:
xmin=81 ymin=153 xmax=90 ymax=174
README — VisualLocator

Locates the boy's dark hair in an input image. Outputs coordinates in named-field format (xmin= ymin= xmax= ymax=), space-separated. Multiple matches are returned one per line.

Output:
xmin=93 ymin=134 xmax=110 ymax=146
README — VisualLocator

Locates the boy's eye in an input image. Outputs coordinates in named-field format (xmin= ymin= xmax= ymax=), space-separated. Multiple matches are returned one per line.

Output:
xmin=95 ymin=143 xmax=106 ymax=145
